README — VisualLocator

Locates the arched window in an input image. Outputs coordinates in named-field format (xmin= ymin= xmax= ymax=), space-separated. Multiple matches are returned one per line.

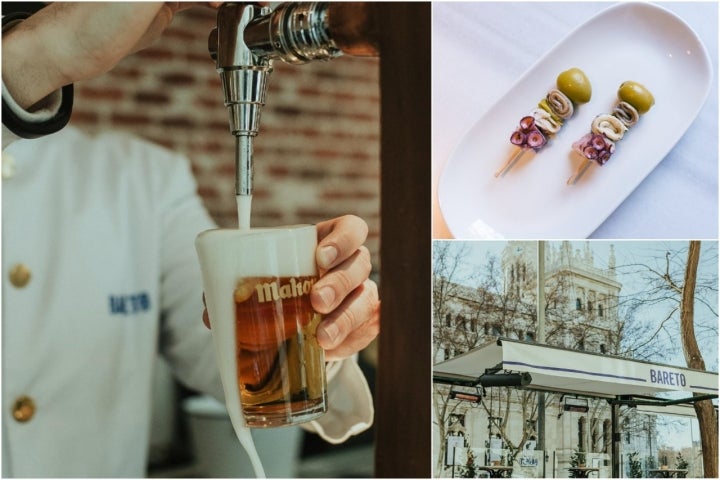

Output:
xmin=576 ymin=298 xmax=582 ymax=310
xmin=598 ymin=304 xmax=604 ymax=317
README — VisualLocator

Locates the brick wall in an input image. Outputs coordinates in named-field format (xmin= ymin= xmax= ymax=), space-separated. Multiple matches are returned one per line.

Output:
xmin=70 ymin=5 xmax=381 ymax=271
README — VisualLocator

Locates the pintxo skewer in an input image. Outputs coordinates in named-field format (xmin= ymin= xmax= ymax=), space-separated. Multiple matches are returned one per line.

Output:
xmin=567 ymin=80 xmax=655 ymax=185
xmin=495 ymin=67 xmax=592 ymax=177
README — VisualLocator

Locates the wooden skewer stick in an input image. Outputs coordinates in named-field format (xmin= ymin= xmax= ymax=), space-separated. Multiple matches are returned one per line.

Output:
xmin=567 ymin=159 xmax=592 ymax=185
xmin=494 ymin=148 xmax=528 ymax=178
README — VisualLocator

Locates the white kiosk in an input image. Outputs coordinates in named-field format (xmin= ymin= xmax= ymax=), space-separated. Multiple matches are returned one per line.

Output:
xmin=434 ymin=338 xmax=718 ymax=478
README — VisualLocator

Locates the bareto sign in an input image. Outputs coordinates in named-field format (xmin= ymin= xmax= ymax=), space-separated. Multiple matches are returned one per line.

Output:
xmin=648 ymin=369 xmax=686 ymax=387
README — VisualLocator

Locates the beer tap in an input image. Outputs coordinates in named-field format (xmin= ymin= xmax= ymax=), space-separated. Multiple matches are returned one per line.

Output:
xmin=208 ymin=2 xmax=378 ymax=220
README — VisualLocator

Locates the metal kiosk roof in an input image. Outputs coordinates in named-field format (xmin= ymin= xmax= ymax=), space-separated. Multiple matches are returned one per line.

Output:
xmin=434 ymin=338 xmax=718 ymax=398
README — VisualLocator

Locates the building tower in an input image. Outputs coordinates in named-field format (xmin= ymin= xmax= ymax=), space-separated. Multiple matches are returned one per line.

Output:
xmin=542 ymin=241 xmax=622 ymax=353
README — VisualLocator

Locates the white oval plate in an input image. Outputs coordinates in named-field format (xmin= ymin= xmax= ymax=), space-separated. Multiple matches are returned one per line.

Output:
xmin=438 ymin=2 xmax=712 ymax=239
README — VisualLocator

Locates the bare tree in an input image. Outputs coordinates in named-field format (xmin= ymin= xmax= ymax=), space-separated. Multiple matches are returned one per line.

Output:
xmin=433 ymin=383 xmax=468 ymax=474
xmin=433 ymin=241 xmax=478 ymax=357
xmin=432 ymin=241 xmax=486 ymax=473
xmin=680 ymin=241 xmax=717 ymax=478
xmin=432 ymin=242 xmax=536 ymax=473
xmin=433 ymin=241 xmax=468 ymax=323
xmin=480 ymin=388 xmax=539 ymax=464
xmin=615 ymin=242 xmax=718 ymax=364
xmin=433 ymin=243 xmax=533 ymax=358
xmin=543 ymin=269 xmax=619 ymax=353
xmin=615 ymin=241 xmax=718 ymax=476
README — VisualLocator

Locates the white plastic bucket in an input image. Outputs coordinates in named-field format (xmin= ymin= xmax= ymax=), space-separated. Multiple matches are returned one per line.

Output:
xmin=183 ymin=395 xmax=303 ymax=478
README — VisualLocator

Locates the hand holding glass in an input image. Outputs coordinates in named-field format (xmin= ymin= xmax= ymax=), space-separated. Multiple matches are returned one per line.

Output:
xmin=196 ymin=225 xmax=327 ymax=429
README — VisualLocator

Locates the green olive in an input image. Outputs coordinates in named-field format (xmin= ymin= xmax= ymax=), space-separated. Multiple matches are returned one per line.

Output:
xmin=556 ymin=68 xmax=592 ymax=104
xmin=618 ymin=81 xmax=655 ymax=114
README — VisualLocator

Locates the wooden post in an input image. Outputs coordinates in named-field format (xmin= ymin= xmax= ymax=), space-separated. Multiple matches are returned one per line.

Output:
xmin=374 ymin=2 xmax=431 ymax=477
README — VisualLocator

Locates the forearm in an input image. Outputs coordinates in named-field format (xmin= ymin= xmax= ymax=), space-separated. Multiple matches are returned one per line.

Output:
xmin=2 ymin=2 xmax=169 ymax=111
xmin=2 ymin=17 xmax=66 ymax=110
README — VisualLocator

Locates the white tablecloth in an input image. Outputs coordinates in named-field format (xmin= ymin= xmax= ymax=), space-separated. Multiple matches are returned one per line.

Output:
xmin=432 ymin=2 xmax=718 ymax=239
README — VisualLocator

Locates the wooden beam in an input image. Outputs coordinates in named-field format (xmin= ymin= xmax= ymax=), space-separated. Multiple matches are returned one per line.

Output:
xmin=375 ymin=3 xmax=431 ymax=477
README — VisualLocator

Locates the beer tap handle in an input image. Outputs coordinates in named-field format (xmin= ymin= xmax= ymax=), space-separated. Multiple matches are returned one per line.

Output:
xmin=210 ymin=2 xmax=380 ymax=217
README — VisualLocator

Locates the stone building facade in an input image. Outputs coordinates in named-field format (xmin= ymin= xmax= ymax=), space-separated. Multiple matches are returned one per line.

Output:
xmin=433 ymin=241 xmax=657 ymax=477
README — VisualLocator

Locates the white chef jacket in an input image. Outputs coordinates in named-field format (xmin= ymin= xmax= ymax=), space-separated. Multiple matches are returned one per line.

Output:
xmin=2 ymin=113 xmax=373 ymax=475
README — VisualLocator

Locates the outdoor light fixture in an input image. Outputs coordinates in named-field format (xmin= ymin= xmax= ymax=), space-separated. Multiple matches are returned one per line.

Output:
xmin=563 ymin=396 xmax=590 ymax=413
xmin=450 ymin=390 xmax=482 ymax=403
xmin=479 ymin=372 xmax=532 ymax=387
xmin=433 ymin=373 xmax=482 ymax=388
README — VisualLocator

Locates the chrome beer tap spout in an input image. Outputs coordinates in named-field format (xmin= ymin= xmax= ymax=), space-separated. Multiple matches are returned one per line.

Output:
xmin=209 ymin=2 xmax=379 ymax=199
xmin=209 ymin=3 xmax=272 ymax=198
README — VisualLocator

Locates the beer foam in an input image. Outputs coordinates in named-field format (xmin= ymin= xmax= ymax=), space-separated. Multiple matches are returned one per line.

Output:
xmin=236 ymin=426 xmax=266 ymax=478
xmin=197 ymin=226 xmax=317 ymax=277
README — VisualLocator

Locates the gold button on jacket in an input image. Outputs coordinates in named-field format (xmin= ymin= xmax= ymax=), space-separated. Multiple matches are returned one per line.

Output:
xmin=12 ymin=396 xmax=36 ymax=422
xmin=9 ymin=264 xmax=31 ymax=288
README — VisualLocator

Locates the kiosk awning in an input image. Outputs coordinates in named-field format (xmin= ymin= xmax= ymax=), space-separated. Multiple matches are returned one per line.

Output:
xmin=434 ymin=338 xmax=718 ymax=399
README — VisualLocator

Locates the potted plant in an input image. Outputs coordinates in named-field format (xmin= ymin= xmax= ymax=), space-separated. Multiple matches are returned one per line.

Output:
xmin=459 ymin=448 xmax=478 ymax=478
xmin=628 ymin=452 xmax=643 ymax=478
xmin=569 ymin=449 xmax=587 ymax=478
xmin=674 ymin=452 xmax=689 ymax=478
